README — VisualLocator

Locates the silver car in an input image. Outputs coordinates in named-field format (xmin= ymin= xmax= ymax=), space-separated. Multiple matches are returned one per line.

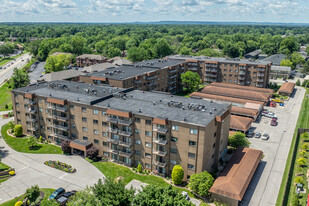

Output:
xmin=261 ymin=133 xmax=270 ymax=141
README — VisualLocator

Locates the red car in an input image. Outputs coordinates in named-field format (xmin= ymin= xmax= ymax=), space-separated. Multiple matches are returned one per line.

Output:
xmin=270 ymin=120 xmax=278 ymax=126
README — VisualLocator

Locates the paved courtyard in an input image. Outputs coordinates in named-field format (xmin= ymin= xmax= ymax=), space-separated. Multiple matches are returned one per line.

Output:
xmin=241 ymin=86 xmax=306 ymax=206
xmin=0 ymin=117 xmax=105 ymax=204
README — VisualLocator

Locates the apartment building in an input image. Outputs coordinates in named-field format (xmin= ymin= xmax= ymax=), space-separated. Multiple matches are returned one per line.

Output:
xmin=167 ymin=55 xmax=272 ymax=88
xmin=79 ymin=59 xmax=188 ymax=94
xmin=12 ymin=80 xmax=231 ymax=179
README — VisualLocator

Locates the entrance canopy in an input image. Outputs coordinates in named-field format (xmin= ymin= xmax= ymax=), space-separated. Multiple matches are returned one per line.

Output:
xmin=70 ymin=139 xmax=93 ymax=152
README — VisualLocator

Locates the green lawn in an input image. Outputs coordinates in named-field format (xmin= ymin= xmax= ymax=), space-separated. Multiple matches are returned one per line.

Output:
xmin=276 ymin=88 xmax=309 ymax=206
xmin=92 ymin=162 xmax=196 ymax=198
xmin=0 ymin=162 xmax=10 ymax=171
xmin=0 ymin=177 xmax=9 ymax=184
xmin=0 ymin=82 xmax=12 ymax=111
xmin=1 ymin=124 xmax=62 ymax=154
xmin=0 ymin=53 xmax=23 ymax=67
xmin=0 ymin=188 xmax=57 ymax=206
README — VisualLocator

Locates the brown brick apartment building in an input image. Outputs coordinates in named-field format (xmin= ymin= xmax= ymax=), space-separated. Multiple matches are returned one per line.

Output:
xmin=12 ymin=80 xmax=231 ymax=179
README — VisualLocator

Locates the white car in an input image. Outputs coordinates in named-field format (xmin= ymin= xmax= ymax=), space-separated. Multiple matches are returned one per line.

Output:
xmin=261 ymin=133 xmax=270 ymax=141
xmin=264 ymin=113 xmax=277 ymax=118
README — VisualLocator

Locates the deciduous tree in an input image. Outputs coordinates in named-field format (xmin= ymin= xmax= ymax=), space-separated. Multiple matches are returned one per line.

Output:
xmin=181 ymin=71 xmax=201 ymax=93
xmin=188 ymin=171 xmax=214 ymax=198
xmin=228 ymin=132 xmax=250 ymax=148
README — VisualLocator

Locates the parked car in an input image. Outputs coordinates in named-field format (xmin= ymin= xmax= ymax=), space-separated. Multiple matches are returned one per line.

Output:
xmin=56 ymin=196 xmax=68 ymax=206
xmin=261 ymin=133 xmax=270 ymax=141
xmin=255 ymin=132 xmax=261 ymax=138
xmin=63 ymin=190 xmax=76 ymax=198
xmin=264 ymin=112 xmax=277 ymax=118
xmin=49 ymin=188 xmax=65 ymax=200
xmin=261 ymin=111 xmax=269 ymax=116
xmin=247 ymin=130 xmax=254 ymax=138
xmin=271 ymin=120 xmax=278 ymax=126
xmin=181 ymin=191 xmax=190 ymax=201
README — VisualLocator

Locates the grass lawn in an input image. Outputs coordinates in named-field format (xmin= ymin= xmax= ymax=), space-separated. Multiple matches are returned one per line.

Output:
xmin=0 ymin=162 xmax=10 ymax=171
xmin=0 ymin=82 xmax=12 ymax=111
xmin=276 ymin=88 xmax=309 ymax=206
xmin=0 ymin=177 xmax=10 ymax=184
xmin=1 ymin=124 xmax=63 ymax=154
xmin=0 ymin=188 xmax=56 ymax=206
xmin=0 ymin=53 xmax=23 ymax=67
xmin=92 ymin=162 xmax=197 ymax=198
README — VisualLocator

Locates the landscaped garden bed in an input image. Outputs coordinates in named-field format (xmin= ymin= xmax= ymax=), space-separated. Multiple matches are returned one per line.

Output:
xmin=44 ymin=160 xmax=76 ymax=173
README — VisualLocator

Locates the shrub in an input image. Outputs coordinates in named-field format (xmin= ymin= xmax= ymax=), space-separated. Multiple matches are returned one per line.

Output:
xmin=27 ymin=136 xmax=37 ymax=150
xmin=14 ymin=201 xmax=23 ymax=206
xmin=294 ymin=176 xmax=303 ymax=184
xmin=189 ymin=171 xmax=214 ymax=198
xmin=5 ymin=104 xmax=8 ymax=109
xmin=9 ymin=170 xmax=15 ymax=176
xmin=8 ymin=120 xmax=15 ymax=130
xmin=25 ymin=185 xmax=40 ymax=203
xmin=61 ymin=140 xmax=72 ymax=153
xmin=297 ymin=157 xmax=306 ymax=166
xmin=38 ymin=136 xmax=43 ymax=143
xmin=228 ymin=132 xmax=250 ymax=148
xmin=303 ymin=132 xmax=309 ymax=141
xmin=296 ymin=79 xmax=301 ymax=86
xmin=44 ymin=160 xmax=76 ymax=173
xmin=14 ymin=124 xmax=23 ymax=137
xmin=303 ymin=143 xmax=309 ymax=150
xmin=292 ymin=194 xmax=299 ymax=206
xmin=137 ymin=163 xmax=142 ymax=173
xmin=86 ymin=146 xmax=99 ymax=160
xmin=171 ymin=165 xmax=184 ymax=185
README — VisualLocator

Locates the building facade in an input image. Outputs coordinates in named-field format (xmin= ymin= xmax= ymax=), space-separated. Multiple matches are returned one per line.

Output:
xmin=12 ymin=80 xmax=231 ymax=179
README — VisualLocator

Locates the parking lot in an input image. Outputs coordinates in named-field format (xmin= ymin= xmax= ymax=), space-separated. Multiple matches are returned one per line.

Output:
xmin=241 ymin=86 xmax=306 ymax=206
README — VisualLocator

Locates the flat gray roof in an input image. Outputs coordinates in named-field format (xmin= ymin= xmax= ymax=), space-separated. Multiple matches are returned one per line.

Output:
xmin=263 ymin=54 xmax=286 ymax=65
xmin=167 ymin=55 xmax=271 ymax=65
xmin=271 ymin=66 xmax=291 ymax=72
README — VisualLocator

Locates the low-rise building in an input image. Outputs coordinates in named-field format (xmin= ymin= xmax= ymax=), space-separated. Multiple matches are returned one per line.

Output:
xmin=278 ymin=82 xmax=296 ymax=97
xmin=263 ymin=54 xmax=286 ymax=66
xmin=270 ymin=66 xmax=291 ymax=79
xmin=76 ymin=54 xmax=109 ymax=67
xmin=244 ymin=50 xmax=261 ymax=59
xmin=229 ymin=115 xmax=253 ymax=133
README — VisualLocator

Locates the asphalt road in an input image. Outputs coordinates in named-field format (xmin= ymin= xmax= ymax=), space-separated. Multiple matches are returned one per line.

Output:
xmin=241 ymin=86 xmax=306 ymax=206
xmin=0 ymin=53 xmax=31 ymax=85
xmin=29 ymin=62 xmax=46 ymax=84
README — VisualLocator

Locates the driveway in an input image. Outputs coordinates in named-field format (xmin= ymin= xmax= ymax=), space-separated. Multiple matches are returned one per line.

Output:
xmin=0 ymin=118 xmax=105 ymax=204
xmin=241 ymin=86 xmax=306 ymax=206
xmin=29 ymin=62 xmax=46 ymax=84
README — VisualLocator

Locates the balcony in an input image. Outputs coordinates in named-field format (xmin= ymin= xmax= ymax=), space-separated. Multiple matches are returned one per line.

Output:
xmin=118 ymin=140 xmax=132 ymax=147
xmin=25 ymin=99 xmax=36 ymax=105
xmin=239 ymin=66 xmax=246 ymax=70
xmin=27 ymin=116 xmax=37 ymax=122
xmin=205 ymin=73 xmax=211 ymax=77
xmin=147 ymin=82 xmax=156 ymax=87
xmin=257 ymin=78 xmax=264 ymax=82
xmin=153 ymin=159 xmax=167 ymax=167
xmin=119 ymin=151 xmax=132 ymax=158
xmin=134 ymin=80 xmax=142 ymax=84
xmin=238 ymin=76 xmax=245 ymax=80
xmin=206 ymin=64 xmax=218 ymax=68
xmin=257 ymin=73 xmax=265 ymax=77
xmin=118 ymin=130 xmax=132 ymax=137
xmin=256 ymin=83 xmax=264 ymax=88
xmin=107 ymin=117 xmax=118 ymax=124
xmin=47 ymin=105 xmax=67 ymax=112
xmin=238 ymin=82 xmax=245 ymax=85
xmin=153 ymin=138 xmax=167 ymax=145
xmin=153 ymin=149 xmax=167 ymax=157
xmin=118 ymin=119 xmax=132 ymax=126
xmin=239 ymin=71 xmax=246 ymax=75
xmin=50 ymin=133 xmax=70 ymax=140
xmin=205 ymin=78 xmax=216 ymax=82
xmin=27 ymin=125 xmax=39 ymax=131
xmin=169 ymin=69 xmax=177 ymax=73
xmin=108 ymin=127 xmax=118 ymax=134
xmin=210 ymin=74 xmax=217 ymax=78
xmin=107 ymin=138 xmax=119 ymax=144
xmin=169 ymin=86 xmax=177 ymax=90
xmin=168 ymin=74 xmax=177 ymax=79
xmin=56 ymin=116 xmax=69 ymax=121
xmin=189 ymin=67 xmax=198 ymax=71
xmin=118 ymin=160 xmax=133 ymax=167
xmin=258 ymin=68 xmax=265 ymax=72
xmin=26 ymin=108 xmax=37 ymax=114
xmin=168 ymin=81 xmax=176 ymax=85
xmin=153 ymin=127 xmax=168 ymax=133
xmin=211 ymin=69 xmax=217 ymax=73
xmin=49 ymin=123 xmax=69 ymax=131
xmin=188 ymin=63 xmax=198 ymax=66
xmin=147 ymin=76 xmax=157 ymax=80
xmin=108 ymin=148 xmax=119 ymax=154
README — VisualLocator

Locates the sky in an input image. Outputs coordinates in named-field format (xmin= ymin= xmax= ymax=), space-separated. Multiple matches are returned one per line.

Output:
xmin=0 ymin=0 xmax=308 ymax=23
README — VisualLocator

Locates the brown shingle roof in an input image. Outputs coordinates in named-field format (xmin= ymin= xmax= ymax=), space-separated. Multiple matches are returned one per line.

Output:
xmin=190 ymin=92 xmax=265 ymax=105
xmin=210 ymin=82 xmax=274 ymax=94
xmin=230 ymin=115 xmax=253 ymax=132
xmin=201 ymin=85 xmax=271 ymax=102
xmin=209 ymin=147 xmax=263 ymax=201
xmin=278 ymin=82 xmax=295 ymax=94
xmin=231 ymin=107 xmax=259 ymax=119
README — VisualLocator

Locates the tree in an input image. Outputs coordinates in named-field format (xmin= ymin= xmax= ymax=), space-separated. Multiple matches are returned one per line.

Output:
xmin=228 ymin=132 xmax=250 ymax=148
xmin=70 ymin=36 xmax=86 ymax=55
xmin=10 ymin=68 xmax=30 ymax=89
xmin=107 ymin=47 xmax=122 ymax=58
xmin=133 ymin=185 xmax=192 ymax=206
xmin=0 ymin=44 xmax=14 ymax=57
xmin=279 ymin=36 xmax=299 ymax=55
xmin=27 ymin=136 xmax=37 ymax=150
xmin=61 ymin=140 xmax=71 ymax=153
xmin=188 ymin=171 xmax=214 ymax=198
xmin=45 ymin=53 xmax=74 ymax=73
xmin=24 ymin=185 xmax=40 ymax=203
xmin=67 ymin=188 xmax=100 ymax=206
xmin=8 ymin=121 xmax=15 ymax=130
xmin=14 ymin=124 xmax=23 ymax=137
xmin=171 ymin=165 xmax=184 ymax=185
xmin=297 ymin=157 xmax=306 ymax=166
xmin=86 ymin=146 xmax=99 ymax=160
xmin=181 ymin=71 xmax=201 ymax=93
xmin=294 ymin=176 xmax=303 ymax=184
xmin=296 ymin=79 xmax=301 ymax=86
xmin=303 ymin=60 xmax=309 ymax=74
xmin=137 ymin=163 xmax=142 ymax=173
xmin=280 ymin=59 xmax=293 ymax=67
xmin=290 ymin=52 xmax=305 ymax=69
xmin=223 ymin=43 xmax=240 ymax=58
xmin=180 ymin=47 xmax=191 ymax=55
xmin=154 ymin=38 xmax=172 ymax=58
xmin=128 ymin=47 xmax=149 ymax=62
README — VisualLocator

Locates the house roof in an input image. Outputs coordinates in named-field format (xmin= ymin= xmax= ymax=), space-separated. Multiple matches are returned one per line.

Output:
xmin=271 ymin=66 xmax=292 ymax=73
xmin=76 ymin=54 xmax=107 ymax=61
xmin=231 ymin=107 xmax=259 ymax=119
xmin=209 ymin=82 xmax=274 ymax=94
xmin=81 ymin=63 xmax=114 ymax=73
xmin=110 ymin=56 xmax=132 ymax=66
xmin=244 ymin=50 xmax=261 ymax=58
xmin=263 ymin=54 xmax=286 ymax=66
xmin=278 ymin=82 xmax=295 ymax=94
xmin=244 ymin=102 xmax=262 ymax=111
xmin=209 ymin=147 xmax=263 ymax=201
xmin=230 ymin=115 xmax=253 ymax=131
xmin=38 ymin=70 xmax=82 ymax=82
xmin=201 ymin=85 xmax=272 ymax=102
xmin=190 ymin=92 xmax=265 ymax=106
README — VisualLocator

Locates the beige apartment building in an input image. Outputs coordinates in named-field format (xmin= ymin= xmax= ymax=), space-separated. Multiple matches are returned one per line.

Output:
xmin=12 ymin=80 xmax=231 ymax=179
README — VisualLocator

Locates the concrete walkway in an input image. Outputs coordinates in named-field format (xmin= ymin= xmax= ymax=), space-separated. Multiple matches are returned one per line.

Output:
xmin=0 ymin=118 xmax=105 ymax=204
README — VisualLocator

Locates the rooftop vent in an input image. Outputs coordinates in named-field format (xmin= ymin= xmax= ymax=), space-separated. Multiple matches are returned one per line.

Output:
xmin=213 ymin=108 xmax=217 ymax=111
xmin=76 ymin=98 xmax=79 ymax=101
xmin=107 ymin=104 xmax=110 ymax=107
xmin=49 ymin=93 xmax=52 ymax=97
xmin=183 ymin=117 xmax=187 ymax=121
xmin=138 ymin=109 xmax=142 ymax=113
xmin=153 ymin=101 xmax=156 ymax=105
xmin=209 ymin=111 xmax=212 ymax=114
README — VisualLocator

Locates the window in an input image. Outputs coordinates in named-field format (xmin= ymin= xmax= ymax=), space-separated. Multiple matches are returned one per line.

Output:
xmin=94 ymin=139 xmax=99 ymax=144
xmin=213 ymin=143 xmax=216 ymax=148
xmin=145 ymin=153 xmax=151 ymax=158
xmin=82 ymin=107 xmax=86 ymax=112
xmin=145 ymin=131 xmax=152 ymax=136
xmin=39 ymin=108 xmax=43 ymax=112
xmin=190 ymin=128 xmax=197 ymax=135
xmin=145 ymin=142 xmax=151 ymax=148
xmin=93 ymin=109 xmax=98 ymax=114
xmin=170 ymin=160 xmax=177 ymax=165
xmin=102 ymin=132 xmax=107 ymax=137
xmin=145 ymin=163 xmax=151 ymax=169
xmin=72 ymin=124 xmax=76 ymax=128
xmin=72 ymin=133 xmax=76 ymax=138
xmin=70 ymin=105 xmax=74 ymax=109
xmin=102 ymin=111 xmax=106 ymax=116
xmin=103 ymin=152 xmax=109 ymax=156
xmin=214 ymin=132 xmax=217 ymax=137
xmin=145 ymin=120 xmax=152 ymax=125
xmin=172 ymin=125 xmax=178 ymax=131
xmin=135 ymin=129 xmax=140 ymax=134
xmin=102 ymin=121 xmax=107 ymax=126
xmin=171 ymin=148 xmax=177 ymax=154
xmin=229 ymin=69 xmax=233 ymax=72
xmin=93 ymin=120 xmax=98 ymax=124
xmin=94 ymin=130 xmax=99 ymax=135
xmin=188 ymin=164 xmax=195 ymax=170
xmin=135 ymin=150 xmax=141 ymax=155
xmin=82 ymin=127 xmax=87 ymax=132
xmin=188 ymin=153 xmax=196 ymax=158
xmin=135 ymin=118 xmax=141 ymax=123
xmin=83 ymin=136 xmax=88 ymax=140
xmin=70 ymin=115 xmax=75 ymax=119
xmin=82 ymin=117 xmax=87 ymax=122
xmin=103 ymin=142 xmax=108 ymax=146
xmin=16 ymin=103 xmax=19 ymax=107
xmin=171 ymin=137 xmax=178 ymax=142
xmin=135 ymin=139 xmax=141 ymax=144
xmin=189 ymin=141 xmax=196 ymax=147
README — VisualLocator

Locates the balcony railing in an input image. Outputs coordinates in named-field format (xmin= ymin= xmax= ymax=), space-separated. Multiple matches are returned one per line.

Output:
xmin=258 ymin=68 xmax=265 ymax=72
xmin=169 ymin=69 xmax=177 ymax=73
xmin=47 ymin=105 xmax=67 ymax=112
xmin=147 ymin=82 xmax=156 ymax=87
xmin=107 ymin=138 xmax=119 ymax=144
xmin=257 ymin=78 xmax=264 ymax=82
xmin=106 ymin=117 xmax=118 ymax=123
xmin=169 ymin=86 xmax=177 ymax=90
xmin=50 ymin=133 xmax=70 ymax=140
xmin=210 ymin=74 xmax=217 ymax=78
xmin=153 ymin=149 xmax=167 ymax=156
xmin=256 ymin=83 xmax=264 ymax=87
xmin=238 ymin=76 xmax=245 ymax=80
xmin=27 ymin=125 xmax=39 ymax=131
xmin=239 ymin=66 xmax=246 ymax=70
xmin=257 ymin=73 xmax=265 ymax=77
xmin=25 ymin=99 xmax=36 ymax=105
xmin=108 ymin=148 xmax=119 ymax=154
xmin=119 ymin=151 xmax=132 ymax=158
xmin=205 ymin=64 xmax=218 ymax=68
xmin=210 ymin=69 xmax=217 ymax=72
xmin=153 ymin=127 xmax=168 ymax=133
xmin=147 ymin=76 xmax=157 ymax=80
xmin=168 ymin=81 xmax=177 ymax=85
xmin=153 ymin=159 xmax=167 ymax=167
xmin=189 ymin=67 xmax=198 ymax=71
xmin=27 ymin=117 xmax=37 ymax=122
xmin=153 ymin=138 xmax=167 ymax=145
xmin=134 ymin=80 xmax=142 ymax=84
xmin=118 ymin=130 xmax=132 ymax=137
xmin=118 ymin=160 xmax=133 ymax=167
xmin=205 ymin=73 xmax=211 ymax=77
xmin=239 ymin=71 xmax=246 ymax=75
xmin=168 ymin=74 xmax=177 ymax=79
xmin=108 ymin=127 xmax=118 ymax=134
xmin=49 ymin=123 xmax=69 ymax=131
xmin=118 ymin=140 xmax=132 ymax=147
xmin=27 ymin=108 xmax=37 ymax=114
xmin=205 ymin=78 xmax=216 ymax=82
xmin=238 ymin=82 xmax=245 ymax=85
xmin=118 ymin=119 xmax=132 ymax=126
